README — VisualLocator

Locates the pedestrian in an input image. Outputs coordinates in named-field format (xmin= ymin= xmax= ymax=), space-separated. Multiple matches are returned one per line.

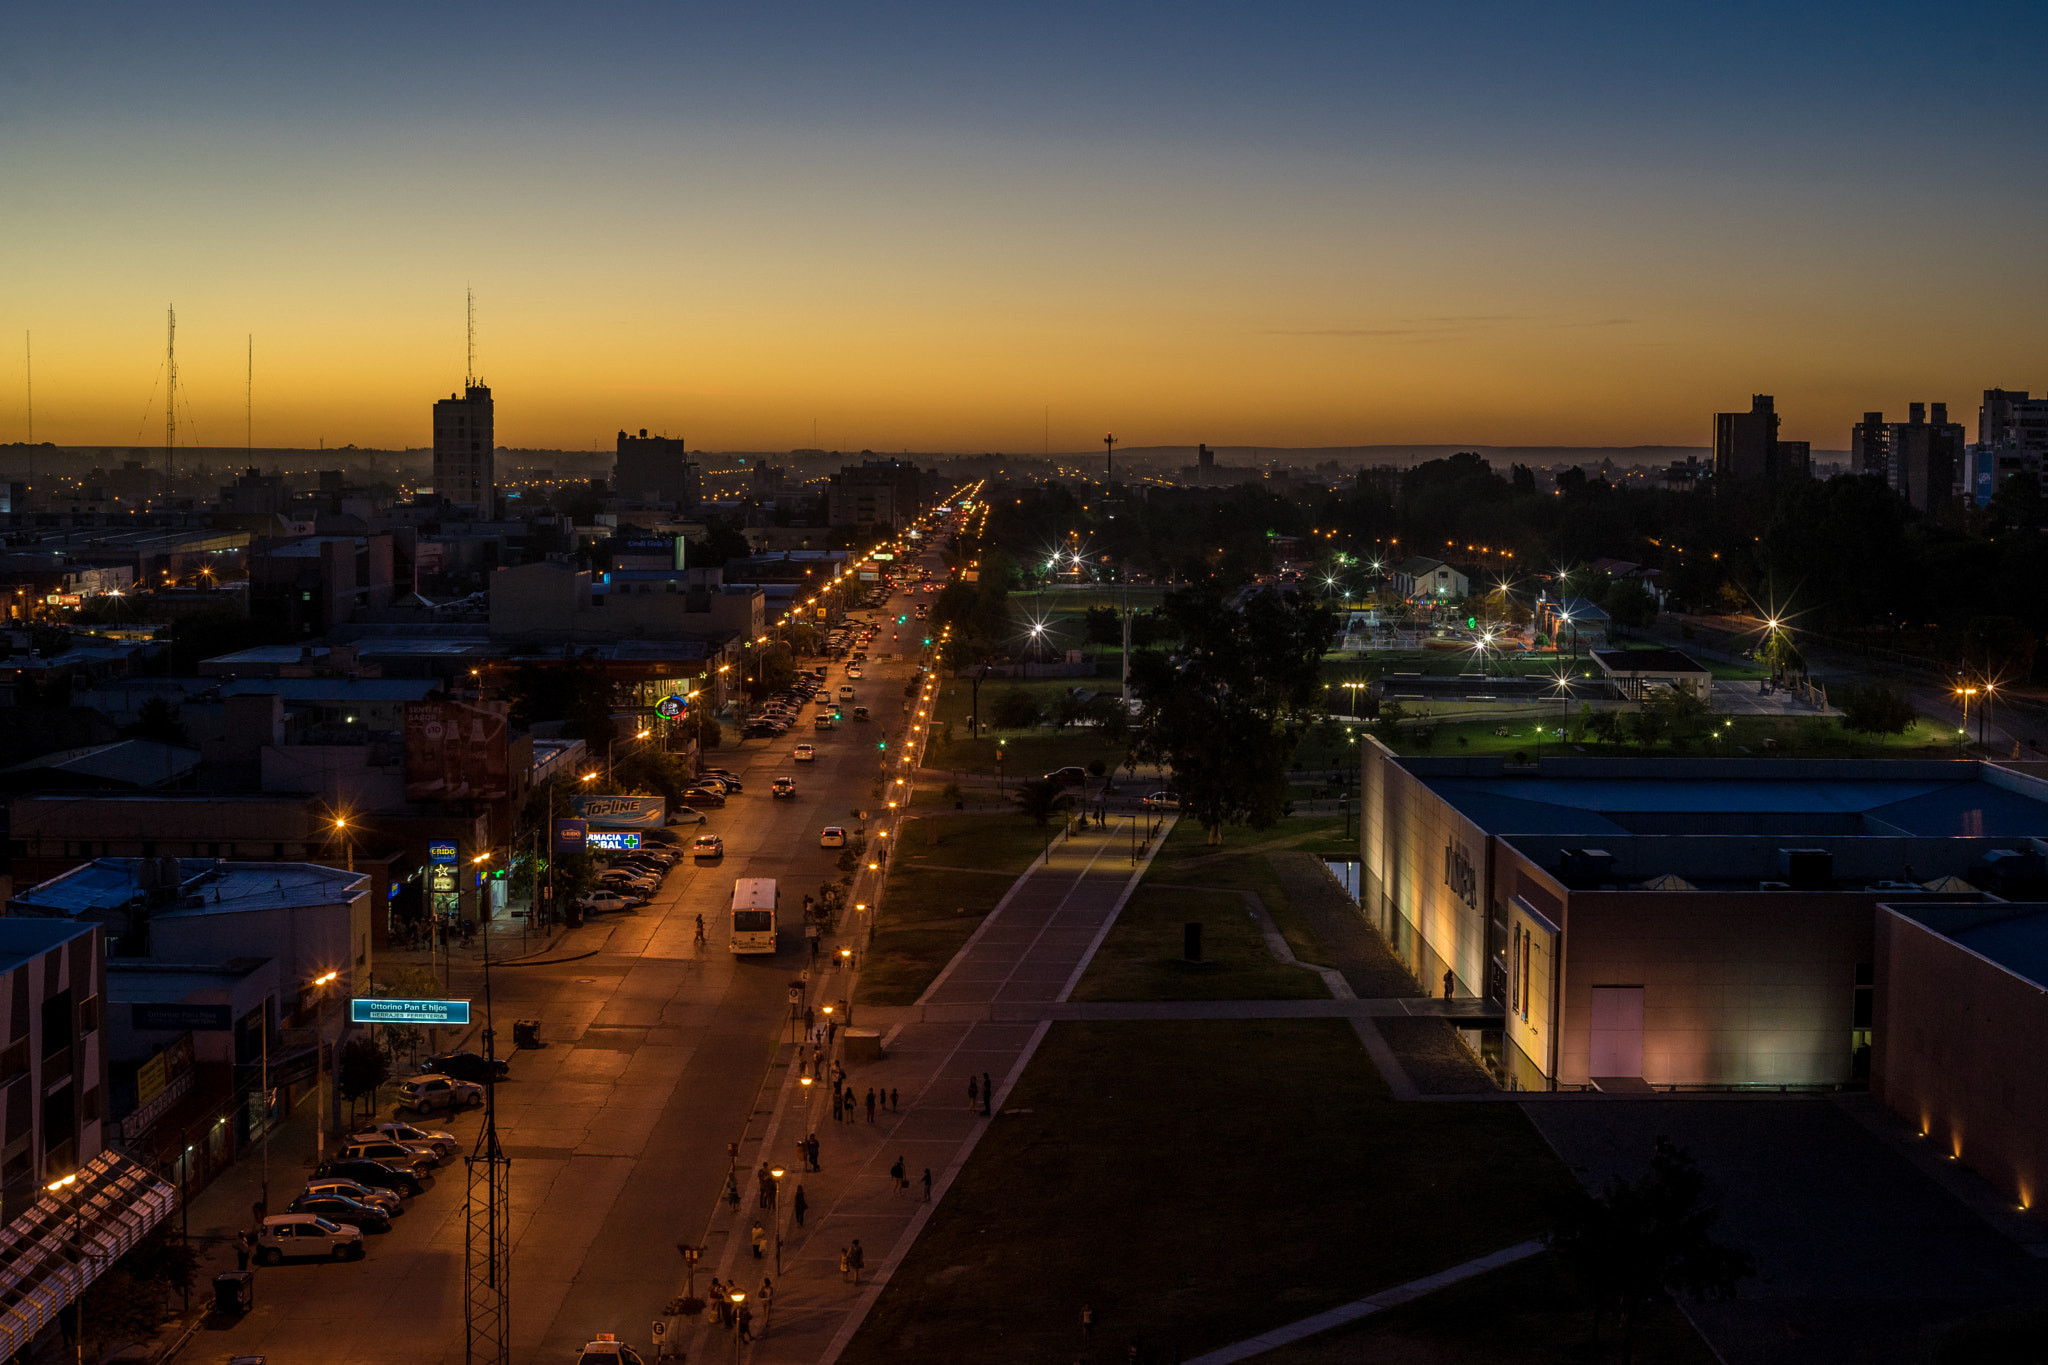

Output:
xmin=1443 ymin=968 xmax=1455 ymax=999
xmin=694 ymin=914 xmax=706 ymax=944
xmin=737 ymin=1304 xmax=753 ymax=1344
xmin=982 ymin=1070 xmax=992 ymax=1115
xmin=707 ymin=1277 xmax=725 ymax=1324
xmin=839 ymin=1246 xmax=852 ymax=1283
xmin=832 ymin=1088 xmax=844 ymax=1121
xmin=234 ymin=1229 xmax=252 ymax=1270
xmin=828 ymin=1019 xmax=838 ymax=1046
xmin=758 ymin=1161 xmax=773 ymax=1208
xmin=804 ymin=1004 xmax=815 ymax=1033
xmin=751 ymin=1219 xmax=767 ymax=1259
xmin=850 ymin=1238 xmax=865 ymax=1284
xmin=889 ymin=1155 xmax=905 ymax=1193
xmin=1081 ymin=1303 xmax=1094 ymax=1344
xmin=967 ymin=1074 xmax=979 ymax=1111
xmin=890 ymin=1086 xmax=898 ymax=1112
xmin=759 ymin=1278 xmax=774 ymax=1318
xmin=807 ymin=1133 xmax=821 ymax=1171
xmin=725 ymin=1173 xmax=741 ymax=1211
xmin=843 ymin=1084 xmax=856 ymax=1120
xmin=921 ymin=1167 xmax=932 ymax=1201
xmin=793 ymin=1184 xmax=808 ymax=1227
xmin=865 ymin=1087 xmax=876 ymax=1122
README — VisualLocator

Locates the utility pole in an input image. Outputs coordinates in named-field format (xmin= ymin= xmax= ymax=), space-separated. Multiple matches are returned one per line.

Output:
xmin=1103 ymin=432 xmax=1116 ymax=479
xmin=23 ymin=331 xmax=31 ymax=505
xmin=465 ymin=917 xmax=511 ymax=1365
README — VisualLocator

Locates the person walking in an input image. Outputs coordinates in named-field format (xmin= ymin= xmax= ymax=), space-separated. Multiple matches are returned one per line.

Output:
xmin=832 ymin=1087 xmax=844 ymax=1122
xmin=1081 ymin=1303 xmax=1094 ymax=1345
xmin=706 ymin=1277 xmax=725 ymax=1326
xmin=889 ymin=1155 xmax=905 ymax=1193
xmin=843 ymin=1084 xmax=856 ymax=1120
xmin=889 ymin=1086 xmax=899 ymax=1112
xmin=736 ymin=1304 xmax=753 ymax=1344
xmin=921 ymin=1167 xmax=932 ymax=1201
xmin=849 ymin=1238 xmax=865 ymax=1285
xmin=804 ymin=1004 xmax=815 ymax=1033
xmin=694 ymin=914 xmax=706 ymax=945
xmin=982 ymin=1070 xmax=993 ymax=1115
xmin=750 ymin=1219 xmax=767 ymax=1260
xmin=807 ymin=1133 xmax=821 ymax=1171
xmin=792 ymin=1184 xmax=808 ymax=1228
xmin=967 ymin=1074 xmax=979 ymax=1111
xmin=839 ymin=1246 xmax=852 ymax=1283
xmin=864 ymin=1087 xmax=876 ymax=1122
xmin=234 ymin=1229 xmax=252 ymax=1270
xmin=758 ymin=1278 xmax=774 ymax=1331
xmin=724 ymin=1173 xmax=741 ymax=1211
xmin=757 ymin=1161 xmax=773 ymax=1208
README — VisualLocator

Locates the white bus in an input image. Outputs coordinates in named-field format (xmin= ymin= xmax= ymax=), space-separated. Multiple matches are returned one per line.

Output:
xmin=730 ymin=878 xmax=779 ymax=955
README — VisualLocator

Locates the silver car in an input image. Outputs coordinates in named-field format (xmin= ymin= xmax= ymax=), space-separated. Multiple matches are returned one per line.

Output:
xmin=395 ymin=1074 xmax=482 ymax=1114
xmin=256 ymin=1213 xmax=364 ymax=1264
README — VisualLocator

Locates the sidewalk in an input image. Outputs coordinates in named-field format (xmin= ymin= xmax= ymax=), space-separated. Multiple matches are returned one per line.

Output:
xmin=670 ymin=812 xmax=1173 ymax=1365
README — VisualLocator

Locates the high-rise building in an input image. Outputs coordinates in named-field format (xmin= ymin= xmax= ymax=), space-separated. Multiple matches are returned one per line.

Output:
xmin=432 ymin=384 xmax=495 ymax=519
xmin=1853 ymin=402 xmax=1966 ymax=513
xmin=1712 ymin=394 xmax=1809 ymax=481
xmin=1973 ymin=387 xmax=2048 ymax=502
xmin=827 ymin=458 xmax=928 ymax=529
xmin=613 ymin=429 xmax=699 ymax=507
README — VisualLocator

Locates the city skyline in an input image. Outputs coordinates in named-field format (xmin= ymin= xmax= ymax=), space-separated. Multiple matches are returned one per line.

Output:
xmin=6 ymin=3 xmax=2048 ymax=453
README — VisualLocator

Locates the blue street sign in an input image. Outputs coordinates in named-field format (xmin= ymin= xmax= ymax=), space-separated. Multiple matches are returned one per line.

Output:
xmin=350 ymin=998 xmax=472 ymax=1026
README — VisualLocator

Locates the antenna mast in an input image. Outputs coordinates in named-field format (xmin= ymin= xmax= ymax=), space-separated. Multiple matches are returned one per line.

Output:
xmin=23 ymin=332 xmax=30 ymax=505
xmin=165 ymin=306 xmax=178 ymax=507
xmin=247 ymin=335 xmax=253 ymax=451
xmin=466 ymin=287 xmax=476 ymax=389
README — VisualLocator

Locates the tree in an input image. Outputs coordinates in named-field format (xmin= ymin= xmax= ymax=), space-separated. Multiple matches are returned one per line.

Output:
xmin=125 ymin=696 xmax=188 ymax=744
xmin=75 ymin=1228 xmax=197 ymax=1360
xmin=1011 ymin=777 xmax=1074 ymax=827
xmin=1601 ymin=579 xmax=1659 ymax=633
xmin=1549 ymin=1137 xmax=1752 ymax=1363
xmin=1837 ymin=681 xmax=1917 ymax=735
xmin=694 ymin=708 xmax=724 ymax=751
xmin=688 ymin=515 xmax=752 ymax=567
xmin=339 ymin=1035 xmax=390 ymax=1120
xmin=1372 ymin=699 xmax=1407 ymax=742
xmin=988 ymin=687 xmax=1042 ymax=730
xmin=747 ymin=647 xmax=799 ymax=699
xmin=1758 ymin=629 xmax=1806 ymax=681
xmin=1083 ymin=606 xmax=1121 ymax=646
xmin=1128 ymin=583 xmax=1337 ymax=843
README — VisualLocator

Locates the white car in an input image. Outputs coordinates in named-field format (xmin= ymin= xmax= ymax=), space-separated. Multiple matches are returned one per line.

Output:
xmin=395 ymin=1074 xmax=483 ymax=1114
xmin=576 ymin=1336 xmax=647 ymax=1365
xmin=820 ymin=826 xmax=847 ymax=849
xmin=345 ymin=1130 xmax=443 ymax=1164
xmin=665 ymin=807 xmax=707 ymax=826
xmin=838 ymin=685 xmax=856 ymax=701
xmin=1141 ymin=792 xmax=1182 ymax=811
xmin=574 ymin=892 xmax=636 ymax=914
xmin=794 ymin=743 xmax=816 ymax=761
xmin=255 ymin=1213 xmax=364 ymax=1264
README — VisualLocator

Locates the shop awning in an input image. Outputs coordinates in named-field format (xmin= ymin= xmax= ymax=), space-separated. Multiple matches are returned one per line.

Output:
xmin=0 ymin=1151 xmax=177 ymax=1356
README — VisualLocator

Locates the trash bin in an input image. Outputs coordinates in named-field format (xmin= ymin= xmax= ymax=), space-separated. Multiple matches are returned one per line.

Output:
xmin=512 ymin=1019 xmax=542 ymax=1049
xmin=214 ymin=1270 xmax=255 ymax=1316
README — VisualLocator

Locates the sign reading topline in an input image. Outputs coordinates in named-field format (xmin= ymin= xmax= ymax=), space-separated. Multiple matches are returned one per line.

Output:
xmin=350 ymin=998 xmax=472 ymax=1026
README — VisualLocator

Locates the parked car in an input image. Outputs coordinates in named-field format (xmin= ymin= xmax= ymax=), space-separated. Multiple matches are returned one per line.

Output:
xmin=255 ymin=1213 xmax=365 ymax=1263
xmin=576 ymin=1335 xmax=648 ymax=1365
xmin=394 ymin=1073 xmax=480 ymax=1113
xmin=301 ymin=1177 xmax=405 ymax=1214
xmin=665 ymin=807 xmax=707 ymax=826
xmin=772 ymin=777 xmax=796 ymax=798
xmin=314 ymin=1158 xmax=424 ymax=1199
xmin=424 ymin=1050 xmax=510 ymax=1084
xmin=820 ymin=826 xmax=847 ymax=848
xmin=1141 ymin=791 xmax=1182 ymax=811
xmin=692 ymin=834 xmax=724 ymax=861
xmin=352 ymin=1121 xmax=459 ymax=1157
xmin=574 ymin=892 xmax=636 ymax=915
xmin=681 ymin=787 xmax=727 ymax=808
xmin=288 ymin=1193 xmax=392 ymax=1234
xmin=699 ymin=773 xmax=743 ymax=792
xmin=338 ymin=1139 xmax=438 ymax=1174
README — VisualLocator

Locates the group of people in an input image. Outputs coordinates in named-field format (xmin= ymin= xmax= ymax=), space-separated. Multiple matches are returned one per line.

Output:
xmin=831 ymin=1082 xmax=899 ymax=1122
xmin=701 ymin=1275 xmax=772 ymax=1344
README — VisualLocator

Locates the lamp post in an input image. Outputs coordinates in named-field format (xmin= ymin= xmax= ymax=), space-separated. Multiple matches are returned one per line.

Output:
xmin=333 ymin=815 xmax=353 ymax=873
xmin=311 ymin=969 xmax=338 ymax=1159
xmin=47 ymin=1172 xmax=90 ymax=1365
xmin=728 ymin=1290 xmax=746 ymax=1363
xmin=769 ymin=1166 xmax=786 ymax=1275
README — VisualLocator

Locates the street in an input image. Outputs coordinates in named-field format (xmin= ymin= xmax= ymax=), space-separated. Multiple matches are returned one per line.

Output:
xmin=186 ymin=581 xmax=930 ymax=1365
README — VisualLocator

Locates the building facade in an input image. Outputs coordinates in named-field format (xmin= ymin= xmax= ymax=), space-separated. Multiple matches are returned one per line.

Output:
xmin=614 ymin=429 xmax=699 ymax=508
xmin=432 ymin=383 xmax=496 ymax=519
xmin=0 ymin=920 xmax=108 ymax=1190
xmin=1713 ymin=394 xmax=1811 ymax=481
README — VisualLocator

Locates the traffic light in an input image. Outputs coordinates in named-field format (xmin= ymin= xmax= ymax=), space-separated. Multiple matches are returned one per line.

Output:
xmin=877 ymin=739 xmax=888 ymax=751
xmin=1467 ymin=616 xmax=1478 ymax=628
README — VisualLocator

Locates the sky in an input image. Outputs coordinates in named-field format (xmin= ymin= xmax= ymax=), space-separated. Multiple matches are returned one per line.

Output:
xmin=4 ymin=1 xmax=2047 ymax=455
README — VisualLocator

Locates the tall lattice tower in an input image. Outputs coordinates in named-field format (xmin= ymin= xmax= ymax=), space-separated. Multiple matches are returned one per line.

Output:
xmin=165 ymin=306 xmax=178 ymax=505
xmin=464 ymin=945 xmax=511 ymax=1365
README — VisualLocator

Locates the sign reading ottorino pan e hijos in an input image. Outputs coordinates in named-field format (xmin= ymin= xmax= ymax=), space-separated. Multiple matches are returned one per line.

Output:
xmin=350 ymin=998 xmax=472 ymax=1026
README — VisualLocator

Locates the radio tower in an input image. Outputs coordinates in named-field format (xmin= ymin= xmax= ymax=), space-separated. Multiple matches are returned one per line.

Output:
xmin=464 ymin=922 xmax=511 ymax=1365
xmin=164 ymin=306 xmax=178 ymax=507
xmin=466 ymin=286 xmax=477 ymax=388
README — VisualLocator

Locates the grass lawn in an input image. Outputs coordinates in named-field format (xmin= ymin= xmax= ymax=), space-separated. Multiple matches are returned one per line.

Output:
xmin=1251 ymin=1246 xmax=1718 ymax=1365
xmin=1071 ymin=885 xmax=1328 ymax=1000
xmin=856 ymin=813 xmax=1052 ymax=1005
xmin=841 ymin=1019 xmax=1580 ymax=1365
xmin=1370 ymin=712 xmax=1965 ymax=761
xmin=1139 ymin=817 xmax=1354 ymax=967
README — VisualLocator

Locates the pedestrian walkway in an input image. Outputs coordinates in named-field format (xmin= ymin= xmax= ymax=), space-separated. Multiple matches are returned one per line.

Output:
xmin=671 ymin=812 xmax=1174 ymax=1365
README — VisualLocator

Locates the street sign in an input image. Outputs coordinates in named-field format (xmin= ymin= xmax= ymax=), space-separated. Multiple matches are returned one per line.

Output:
xmin=350 ymin=998 xmax=472 ymax=1026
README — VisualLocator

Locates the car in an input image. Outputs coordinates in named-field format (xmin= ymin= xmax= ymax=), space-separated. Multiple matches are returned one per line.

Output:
xmin=598 ymin=872 xmax=658 ymax=894
xmin=772 ymin=777 xmax=796 ymax=798
xmin=852 ymin=706 xmax=870 ymax=721
xmin=839 ymin=685 xmax=856 ymax=701
xmin=424 ymin=1050 xmax=510 ymax=1084
xmin=575 ymin=1335 xmax=648 ymax=1365
xmin=692 ymin=834 xmax=724 ymax=860
xmin=681 ymin=787 xmax=727 ymax=808
xmin=793 ymin=743 xmax=816 ymax=761
xmin=255 ymin=1213 xmax=365 ymax=1263
xmin=701 ymin=767 xmax=743 ymax=782
xmin=1044 ymin=766 xmax=1088 ymax=786
xmin=665 ymin=807 xmax=707 ymax=826
xmin=314 ymin=1158 xmax=424 ymax=1199
xmin=392 ymin=1073 xmax=482 ymax=1113
xmin=338 ymin=1140 xmax=438 ymax=1174
xmin=820 ymin=826 xmax=847 ymax=848
xmin=1141 ymin=791 xmax=1181 ymax=811
xmin=813 ymin=714 xmax=835 ymax=731
xmin=289 ymin=1193 xmax=393 ymax=1234
xmin=846 ymin=667 xmax=863 ymax=680
xmin=349 ymin=1121 xmax=456 ymax=1157
xmin=301 ymin=1177 xmax=405 ymax=1215
xmin=573 ymin=892 xmax=635 ymax=915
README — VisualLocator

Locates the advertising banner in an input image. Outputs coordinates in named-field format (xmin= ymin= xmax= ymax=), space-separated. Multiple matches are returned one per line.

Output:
xmin=131 ymin=1004 xmax=232 ymax=1032
xmin=571 ymin=794 xmax=667 ymax=829
xmin=404 ymin=699 xmax=510 ymax=802
xmin=552 ymin=818 xmax=589 ymax=853
xmin=350 ymin=998 xmax=472 ymax=1026
xmin=428 ymin=840 xmax=459 ymax=864
xmin=586 ymin=830 xmax=643 ymax=851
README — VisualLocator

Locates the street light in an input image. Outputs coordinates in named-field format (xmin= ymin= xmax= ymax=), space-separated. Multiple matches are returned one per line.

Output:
xmin=769 ymin=1166 xmax=787 ymax=1274
xmin=728 ymin=1290 xmax=747 ymax=1363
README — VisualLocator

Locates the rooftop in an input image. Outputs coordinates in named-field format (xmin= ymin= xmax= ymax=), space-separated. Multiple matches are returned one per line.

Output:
xmin=0 ymin=919 xmax=98 ymax=973
xmin=1590 ymin=648 xmax=1710 ymax=676
xmin=11 ymin=859 xmax=369 ymax=920
xmin=1888 ymin=902 xmax=2048 ymax=989
xmin=0 ymin=739 xmax=200 ymax=788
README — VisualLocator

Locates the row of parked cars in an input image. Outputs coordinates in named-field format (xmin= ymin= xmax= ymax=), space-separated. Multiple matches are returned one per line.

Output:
xmin=255 ymin=1051 xmax=511 ymax=1263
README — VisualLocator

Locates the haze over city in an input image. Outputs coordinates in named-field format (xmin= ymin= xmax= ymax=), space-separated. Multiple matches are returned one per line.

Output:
xmin=8 ymin=2 xmax=2047 ymax=452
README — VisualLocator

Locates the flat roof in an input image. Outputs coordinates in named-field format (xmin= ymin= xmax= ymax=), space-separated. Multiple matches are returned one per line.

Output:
xmin=1888 ymin=903 xmax=2048 ymax=990
xmin=219 ymin=678 xmax=438 ymax=702
xmin=0 ymin=920 xmax=97 ymax=973
xmin=1590 ymin=648 xmax=1709 ymax=675
xmin=12 ymin=859 xmax=368 ymax=919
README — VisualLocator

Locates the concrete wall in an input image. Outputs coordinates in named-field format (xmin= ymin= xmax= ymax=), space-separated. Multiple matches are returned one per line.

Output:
xmin=150 ymin=891 xmax=372 ymax=1001
xmin=1874 ymin=906 xmax=2048 ymax=1214
xmin=1359 ymin=739 xmax=1489 ymax=996
xmin=490 ymin=561 xmax=763 ymax=642
xmin=0 ymin=925 xmax=108 ymax=1184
